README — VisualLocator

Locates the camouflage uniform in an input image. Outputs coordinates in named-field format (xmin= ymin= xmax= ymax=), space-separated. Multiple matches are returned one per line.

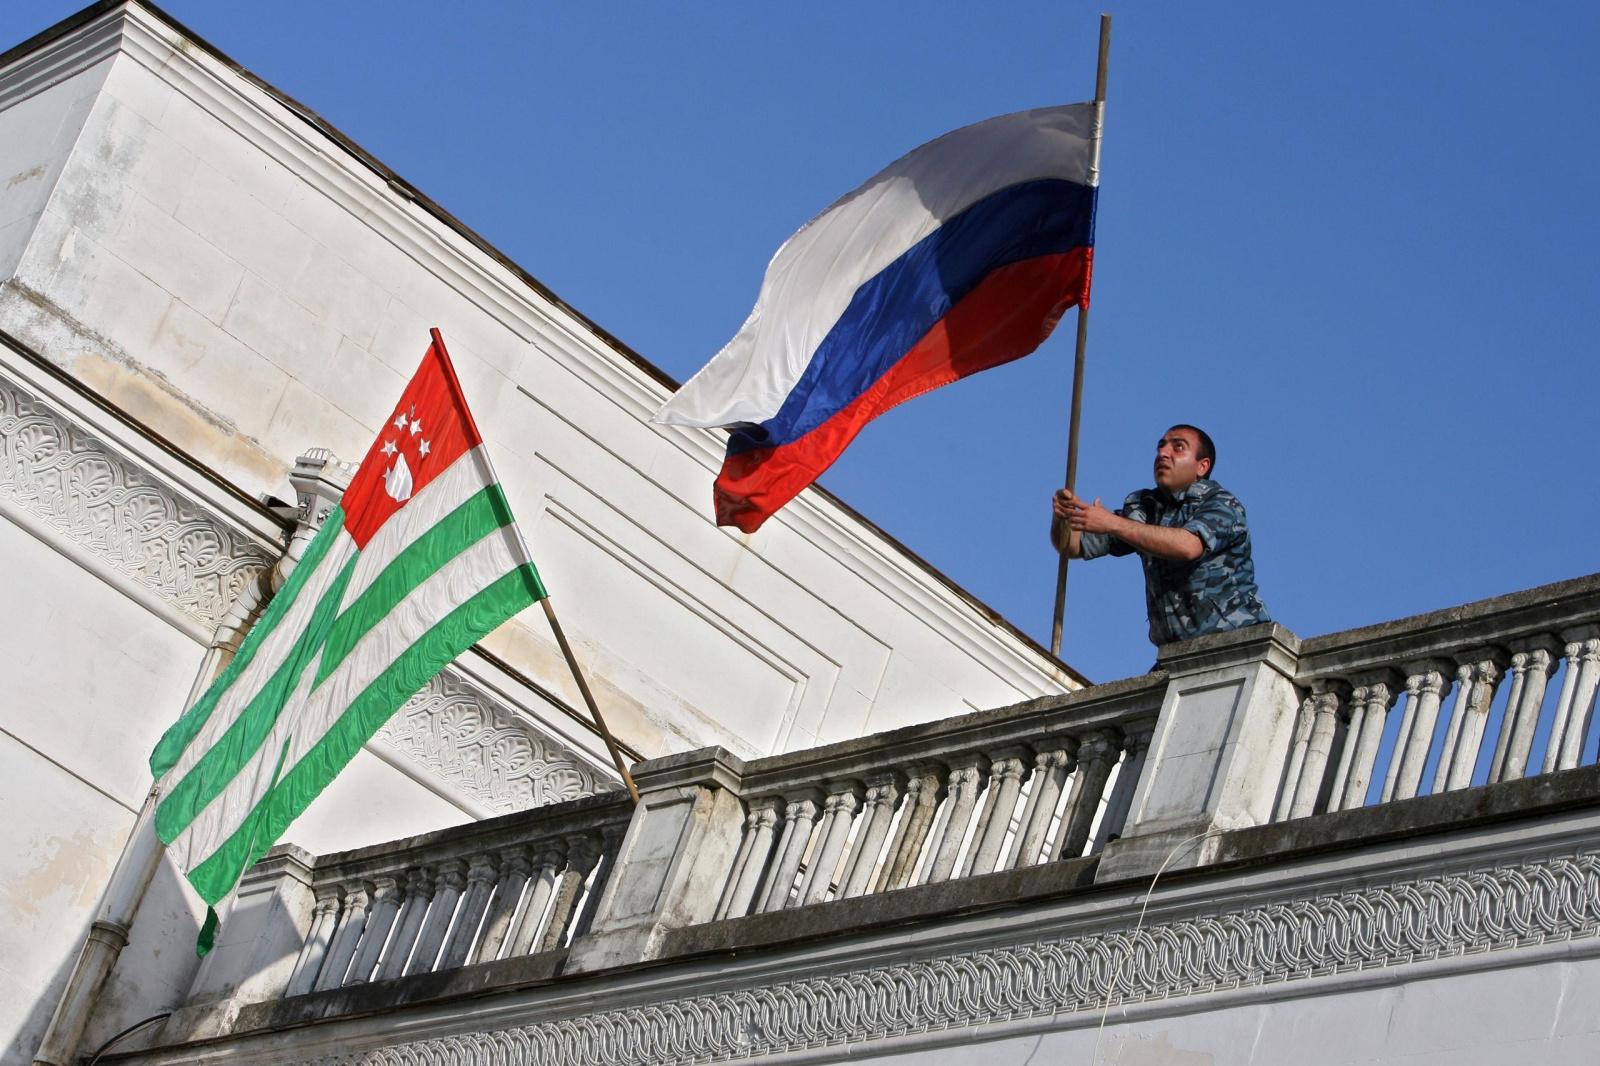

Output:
xmin=1077 ymin=477 xmax=1270 ymax=647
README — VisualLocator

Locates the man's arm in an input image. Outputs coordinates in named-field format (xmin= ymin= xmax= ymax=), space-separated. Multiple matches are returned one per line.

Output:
xmin=1063 ymin=494 xmax=1203 ymax=562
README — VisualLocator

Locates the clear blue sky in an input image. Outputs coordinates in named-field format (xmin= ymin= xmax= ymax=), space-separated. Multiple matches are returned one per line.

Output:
xmin=5 ymin=1 xmax=1596 ymax=685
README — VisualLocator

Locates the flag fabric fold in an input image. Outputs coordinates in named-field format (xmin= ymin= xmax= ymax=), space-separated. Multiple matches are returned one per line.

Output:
xmin=150 ymin=333 xmax=545 ymax=914
xmin=654 ymin=104 xmax=1100 ymax=533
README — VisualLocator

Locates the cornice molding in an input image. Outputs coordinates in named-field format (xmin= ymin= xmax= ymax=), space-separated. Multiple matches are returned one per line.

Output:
xmin=0 ymin=361 xmax=275 ymax=639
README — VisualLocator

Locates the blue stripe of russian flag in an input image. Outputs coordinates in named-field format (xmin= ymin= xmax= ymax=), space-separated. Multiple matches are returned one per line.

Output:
xmin=726 ymin=178 xmax=1097 ymax=457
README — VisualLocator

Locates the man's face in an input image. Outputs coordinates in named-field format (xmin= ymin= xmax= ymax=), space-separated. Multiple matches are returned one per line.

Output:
xmin=1154 ymin=427 xmax=1209 ymax=491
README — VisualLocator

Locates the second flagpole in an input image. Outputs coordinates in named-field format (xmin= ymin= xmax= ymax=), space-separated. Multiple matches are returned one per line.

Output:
xmin=1050 ymin=13 xmax=1111 ymax=659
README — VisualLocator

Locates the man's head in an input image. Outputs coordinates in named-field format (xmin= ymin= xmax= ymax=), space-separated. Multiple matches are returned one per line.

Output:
xmin=1154 ymin=424 xmax=1215 ymax=491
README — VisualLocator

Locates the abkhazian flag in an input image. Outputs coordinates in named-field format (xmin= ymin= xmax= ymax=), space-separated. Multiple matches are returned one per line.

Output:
xmin=149 ymin=331 xmax=545 ymax=939
xmin=654 ymin=105 xmax=1099 ymax=533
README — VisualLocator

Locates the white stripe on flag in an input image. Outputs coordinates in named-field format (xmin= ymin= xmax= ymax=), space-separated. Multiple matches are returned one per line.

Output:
xmin=159 ymin=529 xmax=358 ymax=794
xmin=655 ymin=104 xmax=1096 ymax=429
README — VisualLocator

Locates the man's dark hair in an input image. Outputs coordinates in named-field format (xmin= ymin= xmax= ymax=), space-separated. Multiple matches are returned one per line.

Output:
xmin=1168 ymin=424 xmax=1216 ymax=475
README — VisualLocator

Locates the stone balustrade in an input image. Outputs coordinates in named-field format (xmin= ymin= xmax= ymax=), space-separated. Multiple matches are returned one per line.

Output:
xmin=288 ymin=804 xmax=630 ymax=996
xmin=164 ymin=573 xmax=1600 ymax=1048
xmin=1275 ymin=573 xmax=1600 ymax=822
xmin=709 ymin=678 xmax=1163 ymax=921
xmin=167 ymin=789 xmax=635 ymax=1041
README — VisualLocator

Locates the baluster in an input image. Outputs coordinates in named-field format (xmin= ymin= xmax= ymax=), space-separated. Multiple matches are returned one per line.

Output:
xmin=1275 ymin=695 xmax=1318 ymax=821
xmin=1058 ymin=731 xmax=1120 ymax=859
xmin=507 ymin=842 xmax=565 ymax=957
xmin=758 ymin=793 xmax=822 ymax=913
xmin=405 ymin=859 xmax=467 ymax=976
xmin=570 ymin=825 xmax=625 ymax=940
xmin=716 ymin=807 xmax=765 ymax=920
xmin=1551 ymin=633 xmax=1600 ymax=771
xmin=438 ymin=853 xmax=500 ymax=969
xmin=841 ymin=773 xmax=903 ymax=899
xmin=1330 ymin=673 xmax=1401 ymax=811
xmin=344 ymin=875 xmax=402 ymax=985
xmin=375 ymin=868 xmax=434 ymax=981
xmin=539 ymin=834 xmax=601 ymax=951
xmin=926 ymin=756 xmax=988 ymax=883
xmin=798 ymin=784 xmax=863 ymax=905
xmin=1388 ymin=661 xmax=1451 ymax=801
xmin=1492 ymin=638 xmax=1560 ymax=782
xmin=1288 ymin=684 xmax=1347 ymax=819
xmin=1007 ymin=744 xmax=1075 ymax=869
xmin=719 ymin=800 xmax=783 ymax=918
xmin=313 ymin=881 xmax=372 ymax=992
xmin=965 ymin=752 xmax=1029 ymax=877
xmin=1093 ymin=727 xmax=1154 ymax=852
xmin=1435 ymin=652 xmax=1505 ymax=793
xmin=472 ymin=848 xmax=532 ymax=965
xmin=284 ymin=884 xmax=341 ymax=998
xmin=877 ymin=767 xmax=944 ymax=892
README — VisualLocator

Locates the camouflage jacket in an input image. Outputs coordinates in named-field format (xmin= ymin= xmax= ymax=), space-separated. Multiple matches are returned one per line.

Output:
xmin=1078 ymin=478 xmax=1270 ymax=647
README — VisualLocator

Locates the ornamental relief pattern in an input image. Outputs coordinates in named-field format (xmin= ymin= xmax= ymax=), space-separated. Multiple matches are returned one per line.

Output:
xmin=375 ymin=670 xmax=610 ymax=812
xmin=0 ymin=374 xmax=276 ymax=631
xmin=300 ymin=850 xmax=1600 ymax=1066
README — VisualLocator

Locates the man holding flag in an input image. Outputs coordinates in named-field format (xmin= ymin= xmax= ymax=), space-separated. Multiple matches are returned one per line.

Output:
xmin=1051 ymin=424 xmax=1271 ymax=648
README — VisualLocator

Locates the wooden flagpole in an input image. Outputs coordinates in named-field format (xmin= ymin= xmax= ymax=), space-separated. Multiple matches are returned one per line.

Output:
xmin=1050 ymin=13 xmax=1111 ymax=659
xmin=427 ymin=328 xmax=640 ymax=802
xmin=540 ymin=598 xmax=640 ymax=802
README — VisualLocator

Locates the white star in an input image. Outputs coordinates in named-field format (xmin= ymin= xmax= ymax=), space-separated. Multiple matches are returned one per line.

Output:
xmin=393 ymin=412 xmax=408 ymax=432
xmin=419 ymin=438 xmax=431 ymax=457
xmin=409 ymin=417 xmax=423 ymax=436
xmin=380 ymin=439 xmax=397 ymax=456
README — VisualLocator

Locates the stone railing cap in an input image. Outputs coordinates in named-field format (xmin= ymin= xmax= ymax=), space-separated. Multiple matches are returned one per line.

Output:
xmin=1154 ymin=622 xmax=1301 ymax=676
xmin=631 ymin=746 xmax=747 ymax=793
xmin=1297 ymin=571 xmax=1600 ymax=681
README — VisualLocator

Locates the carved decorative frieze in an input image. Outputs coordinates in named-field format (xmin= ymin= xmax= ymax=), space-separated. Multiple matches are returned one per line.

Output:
xmin=298 ymin=849 xmax=1600 ymax=1066
xmin=0 ymin=373 xmax=276 ymax=630
xmin=375 ymin=671 xmax=609 ymax=812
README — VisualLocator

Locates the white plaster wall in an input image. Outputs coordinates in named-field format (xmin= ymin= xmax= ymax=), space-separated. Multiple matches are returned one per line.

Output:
xmin=0 ymin=45 xmax=110 ymax=283
xmin=0 ymin=4 xmax=1078 ymax=768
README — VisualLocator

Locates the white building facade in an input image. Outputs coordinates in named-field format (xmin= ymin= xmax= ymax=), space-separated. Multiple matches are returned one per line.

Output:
xmin=0 ymin=3 xmax=1083 ymax=1061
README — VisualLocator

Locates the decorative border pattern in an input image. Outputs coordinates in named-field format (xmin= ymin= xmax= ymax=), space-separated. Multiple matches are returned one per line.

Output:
xmin=375 ymin=671 xmax=609 ymax=812
xmin=0 ymin=372 xmax=275 ymax=631
xmin=297 ymin=850 xmax=1600 ymax=1066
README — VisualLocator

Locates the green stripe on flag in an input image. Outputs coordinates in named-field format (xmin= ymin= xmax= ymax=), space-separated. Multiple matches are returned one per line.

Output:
xmin=184 ymin=565 xmax=545 ymax=904
xmin=155 ymin=553 xmax=360 ymax=844
xmin=313 ymin=484 xmax=536 ymax=688
xmin=150 ymin=509 xmax=348 ymax=779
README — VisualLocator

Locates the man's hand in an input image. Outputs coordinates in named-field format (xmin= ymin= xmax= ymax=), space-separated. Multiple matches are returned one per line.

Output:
xmin=1060 ymin=491 xmax=1117 ymax=534
xmin=1051 ymin=485 xmax=1205 ymax=562
xmin=1050 ymin=488 xmax=1092 ymax=556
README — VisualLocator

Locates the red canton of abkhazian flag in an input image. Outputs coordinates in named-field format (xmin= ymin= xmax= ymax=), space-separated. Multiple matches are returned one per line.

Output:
xmin=149 ymin=330 xmax=546 ymax=908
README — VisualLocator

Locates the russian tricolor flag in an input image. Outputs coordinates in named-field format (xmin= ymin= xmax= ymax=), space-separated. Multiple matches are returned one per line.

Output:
xmin=655 ymin=104 xmax=1100 ymax=533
